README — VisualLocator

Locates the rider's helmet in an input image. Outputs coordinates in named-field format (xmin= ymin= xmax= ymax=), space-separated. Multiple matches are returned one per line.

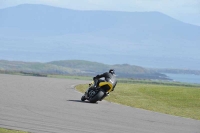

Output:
xmin=109 ymin=69 xmax=115 ymax=74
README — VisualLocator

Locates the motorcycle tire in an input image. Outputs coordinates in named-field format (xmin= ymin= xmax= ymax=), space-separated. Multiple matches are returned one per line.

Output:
xmin=89 ymin=90 xmax=104 ymax=103
xmin=81 ymin=96 xmax=86 ymax=101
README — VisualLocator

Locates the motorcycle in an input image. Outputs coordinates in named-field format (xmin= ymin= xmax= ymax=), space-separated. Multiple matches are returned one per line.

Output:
xmin=81 ymin=79 xmax=113 ymax=103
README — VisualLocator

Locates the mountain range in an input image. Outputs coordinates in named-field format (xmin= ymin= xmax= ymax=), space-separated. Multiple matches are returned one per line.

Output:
xmin=0 ymin=4 xmax=200 ymax=70
xmin=0 ymin=60 xmax=169 ymax=80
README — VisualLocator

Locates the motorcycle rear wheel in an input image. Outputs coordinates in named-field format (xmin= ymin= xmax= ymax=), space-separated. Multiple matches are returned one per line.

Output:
xmin=89 ymin=90 xmax=104 ymax=103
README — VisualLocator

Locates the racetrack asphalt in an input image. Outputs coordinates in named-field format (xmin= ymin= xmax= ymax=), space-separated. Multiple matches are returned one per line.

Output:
xmin=0 ymin=74 xmax=199 ymax=133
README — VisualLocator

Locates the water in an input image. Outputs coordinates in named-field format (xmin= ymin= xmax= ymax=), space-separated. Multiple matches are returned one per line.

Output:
xmin=164 ymin=73 xmax=200 ymax=84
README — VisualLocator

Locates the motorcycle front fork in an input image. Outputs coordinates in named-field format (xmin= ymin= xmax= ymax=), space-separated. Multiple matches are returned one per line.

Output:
xmin=84 ymin=87 xmax=92 ymax=98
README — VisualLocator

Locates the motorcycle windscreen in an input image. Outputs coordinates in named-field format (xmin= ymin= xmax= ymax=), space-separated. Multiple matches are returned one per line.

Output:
xmin=99 ymin=82 xmax=113 ymax=92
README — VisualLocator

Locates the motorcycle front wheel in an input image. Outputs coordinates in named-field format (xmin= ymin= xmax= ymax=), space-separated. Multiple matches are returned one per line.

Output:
xmin=81 ymin=96 xmax=86 ymax=101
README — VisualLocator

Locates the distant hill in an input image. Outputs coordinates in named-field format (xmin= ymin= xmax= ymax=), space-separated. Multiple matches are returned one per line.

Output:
xmin=150 ymin=68 xmax=200 ymax=75
xmin=0 ymin=60 xmax=169 ymax=80
xmin=0 ymin=4 xmax=200 ymax=69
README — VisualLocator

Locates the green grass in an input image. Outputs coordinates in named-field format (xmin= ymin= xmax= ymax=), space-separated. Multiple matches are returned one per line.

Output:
xmin=76 ymin=83 xmax=200 ymax=120
xmin=0 ymin=128 xmax=28 ymax=133
xmin=118 ymin=78 xmax=200 ymax=87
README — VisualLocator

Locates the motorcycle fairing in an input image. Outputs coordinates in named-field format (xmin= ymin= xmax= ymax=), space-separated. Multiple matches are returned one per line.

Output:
xmin=99 ymin=82 xmax=113 ymax=92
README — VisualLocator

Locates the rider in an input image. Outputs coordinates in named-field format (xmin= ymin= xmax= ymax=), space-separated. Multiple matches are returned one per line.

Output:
xmin=93 ymin=69 xmax=117 ymax=92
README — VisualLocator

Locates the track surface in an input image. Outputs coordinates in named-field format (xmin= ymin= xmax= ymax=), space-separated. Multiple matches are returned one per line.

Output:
xmin=0 ymin=74 xmax=199 ymax=133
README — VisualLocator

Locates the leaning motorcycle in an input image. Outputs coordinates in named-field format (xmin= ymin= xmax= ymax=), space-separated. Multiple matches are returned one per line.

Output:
xmin=81 ymin=79 xmax=113 ymax=103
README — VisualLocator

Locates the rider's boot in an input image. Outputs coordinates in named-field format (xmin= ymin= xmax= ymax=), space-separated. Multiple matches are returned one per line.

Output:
xmin=106 ymin=92 xmax=109 ymax=96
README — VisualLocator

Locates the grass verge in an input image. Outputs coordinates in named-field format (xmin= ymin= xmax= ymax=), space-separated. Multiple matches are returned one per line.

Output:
xmin=76 ymin=83 xmax=200 ymax=120
xmin=0 ymin=128 xmax=28 ymax=133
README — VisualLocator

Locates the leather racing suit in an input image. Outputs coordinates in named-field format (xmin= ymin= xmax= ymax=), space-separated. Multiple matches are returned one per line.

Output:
xmin=94 ymin=72 xmax=117 ymax=91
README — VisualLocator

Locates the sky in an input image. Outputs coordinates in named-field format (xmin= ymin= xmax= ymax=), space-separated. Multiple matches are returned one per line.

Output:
xmin=0 ymin=0 xmax=200 ymax=26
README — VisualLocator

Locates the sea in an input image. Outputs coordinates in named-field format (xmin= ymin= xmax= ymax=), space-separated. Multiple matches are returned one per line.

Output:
xmin=164 ymin=73 xmax=200 ymax=84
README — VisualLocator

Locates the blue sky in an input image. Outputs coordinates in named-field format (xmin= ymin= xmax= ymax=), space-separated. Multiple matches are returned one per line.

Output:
xmin=0 ymin=0 xmax=200 ymax=26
